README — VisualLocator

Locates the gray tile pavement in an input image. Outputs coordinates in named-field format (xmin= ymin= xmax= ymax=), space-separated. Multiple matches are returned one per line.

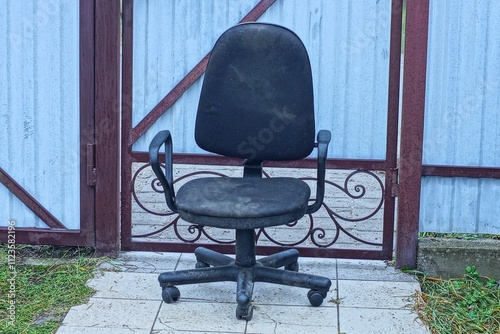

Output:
xmin=57 ymin=252 xmax=429 ymax=334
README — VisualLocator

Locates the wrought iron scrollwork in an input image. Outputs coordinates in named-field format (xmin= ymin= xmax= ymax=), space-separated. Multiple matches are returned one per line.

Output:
xmin=131 ymin=163 xmax=385 ymax=248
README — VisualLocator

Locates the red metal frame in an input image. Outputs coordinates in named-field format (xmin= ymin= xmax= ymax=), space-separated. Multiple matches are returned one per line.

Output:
xmin=396 ymin=0 xmax=430 ymax=268
xmin=121 ymin=0 xmax=135 ymax=252
xmin=0 ymin=167 xmax=66 ymax=229
xmin=422 ymin=165 xmax=500 ymax=178
xmin=381 ymin=0 xmax=405 ymax=260
xmin=93 ymin=0 xmax=121 ymax=256
xmin=120 ymin=0 xmax=405 ymax=261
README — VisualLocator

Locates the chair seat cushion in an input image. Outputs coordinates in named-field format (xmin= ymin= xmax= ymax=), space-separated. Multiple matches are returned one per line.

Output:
xmin=175 ymin=177 xmax=311 ymax=229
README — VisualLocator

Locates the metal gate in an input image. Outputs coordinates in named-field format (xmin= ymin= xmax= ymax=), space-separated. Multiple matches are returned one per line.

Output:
xmin=121 ymin=0 xmax=404 ymax=260
xmin=0 ymin=1 xmax=94 ymax=247
xmin=0 ymin=0 xmax=121 ymax=255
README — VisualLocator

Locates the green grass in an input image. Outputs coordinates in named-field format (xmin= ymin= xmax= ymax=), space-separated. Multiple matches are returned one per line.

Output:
xmin=0 ymin=245 xmax=103 ymax=334
xmin=412 ymin=266 xmax=500 ymax=334
xmin=419 ymin=232 xmax=500 ymax=240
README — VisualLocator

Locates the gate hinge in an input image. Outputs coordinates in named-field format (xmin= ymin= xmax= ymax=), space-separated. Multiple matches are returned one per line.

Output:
xmin=87 ymin=143 xmax=97 ymax=186
xmin=390 ymin=167 xmax=399 ymax=197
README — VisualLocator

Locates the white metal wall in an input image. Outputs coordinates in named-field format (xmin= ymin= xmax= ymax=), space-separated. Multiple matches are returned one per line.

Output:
xmin=420 ymin=177 xmax=500 ymax=234
xmin=132 ymin=0 xmax=393 ymax=160
xmin=420 ymin=0 xmax=500 ymax=234
xmin=0 ymin=1 xmax=80 ymax=229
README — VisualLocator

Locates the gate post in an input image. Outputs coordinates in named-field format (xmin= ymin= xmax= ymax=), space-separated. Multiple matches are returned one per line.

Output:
xmin=396 ymin=0 xmax=429 ymax=268
xmin=94 ymin=0 xmax=121 ymax=256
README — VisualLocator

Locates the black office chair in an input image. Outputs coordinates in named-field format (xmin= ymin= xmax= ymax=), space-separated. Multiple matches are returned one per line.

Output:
xmin=149 ymin=22 xmax=332 ymax=320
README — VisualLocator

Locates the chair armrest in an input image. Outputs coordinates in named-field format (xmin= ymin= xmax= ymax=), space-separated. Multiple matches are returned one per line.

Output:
xmin=149 ymin=130 xmax=177 ymax=213
xmin=306 ymin=130 xmax=331 ymax=214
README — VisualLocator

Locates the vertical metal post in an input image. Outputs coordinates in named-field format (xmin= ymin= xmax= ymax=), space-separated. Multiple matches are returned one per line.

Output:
xmin=94 ymin=0 xmax=121 ymax=256
xmin=381 ymin=0 xmax=404 ymax=260
xmin=79 ymin=0 xmax=97 ymax=245
xmin=120 ymin=0 xmax=134 ymax=251
xmin=396 ymin=0 xmax=430 ymax=268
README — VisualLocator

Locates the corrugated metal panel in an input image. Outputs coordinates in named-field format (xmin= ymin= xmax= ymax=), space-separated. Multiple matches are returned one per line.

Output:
xmin=132 ymin=0 xmax=261 ymax=153
xmin=420 ymin=176 xmax=500 ymax=234
xmin=420 ymin=0 xmax=500 ymax=234
xmin=0 ymin=1 xmax=80 ymax=229
xmin=423 ymin=0 xmax=500 ymax=167
xmin=132 ymin=0 xmax=393 ymax=160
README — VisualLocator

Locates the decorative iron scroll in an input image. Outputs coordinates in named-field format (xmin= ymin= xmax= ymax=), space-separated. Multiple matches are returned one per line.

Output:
xmin=131 ymin=164 xmax=385 ymax=249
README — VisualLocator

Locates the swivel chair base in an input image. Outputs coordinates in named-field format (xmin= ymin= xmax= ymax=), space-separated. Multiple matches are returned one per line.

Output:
xmin=158 ymin=230 xmax=332 ymax=320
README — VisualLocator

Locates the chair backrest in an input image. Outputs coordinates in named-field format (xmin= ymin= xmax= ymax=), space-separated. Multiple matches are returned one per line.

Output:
xmin=195 ymin=23 xmax=315 ymax=162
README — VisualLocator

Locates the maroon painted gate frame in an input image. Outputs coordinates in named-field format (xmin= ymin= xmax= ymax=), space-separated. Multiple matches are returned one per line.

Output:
xmin=0 ymin=0 xmax=121 ymax=256
xmin=120 ymin=0 xmax=404 ymax=261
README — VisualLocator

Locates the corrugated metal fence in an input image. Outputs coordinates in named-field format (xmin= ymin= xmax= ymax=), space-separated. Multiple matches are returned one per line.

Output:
xmin=419 ymin=0 xmax=500 ymax=234
xmin=132 ymin=0 xmax=393 ymax=161
xmin=1 ymin=0 xmax=499 ymax=260
xmin=0 ymin=0 xmax=81 ymax=229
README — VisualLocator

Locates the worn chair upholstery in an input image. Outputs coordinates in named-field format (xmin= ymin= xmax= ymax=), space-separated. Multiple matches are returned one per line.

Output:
xmin=149 ymin=22 xmax=332 ymax=320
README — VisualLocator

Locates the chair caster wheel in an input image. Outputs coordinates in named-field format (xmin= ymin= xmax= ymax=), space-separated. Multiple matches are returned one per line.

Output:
xmin=284 ymin=261 xmax=299 ymax=272
xmin=195 ymin=261 xmax=210 ymax=269
xmin=307 ymin=289 xmax=326 ymax=307
xmin=162 ymin=286 xmax=180 ymax=303
xmin=236 ymin=304 xmax=253 ymax=321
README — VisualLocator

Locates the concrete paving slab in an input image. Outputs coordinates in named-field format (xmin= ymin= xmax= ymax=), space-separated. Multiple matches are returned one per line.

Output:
xmin=339 ymin=307 xmax=428 ymax=333
xmin=100 ymin=251 xmax=181 ymax=273
xmin=245 ymin=304 xmax=338 ymax=334
xmin=174 ymin=252 xmax=205 ymax=271
xmin=152 ymin=331 xmax=242 ymax=334
xmin=338 ymin=280 xmax=420 ymax=309
xmin=88 ymin=271 xmax=160 ymax=300
xmin=337 ymin=259 xmax=417 ymax=282
xmin=60 ymin=298 xmax=160 ymax=330
xmin=154 ymin=301 xmax=247 ymax=333
xmin=252 ymin=281 xmax=336 ymax=307
xmin=57 ymin=326 xmax=151 ymax=334
xmin=291 ymin=256 xmax=337 ymax=279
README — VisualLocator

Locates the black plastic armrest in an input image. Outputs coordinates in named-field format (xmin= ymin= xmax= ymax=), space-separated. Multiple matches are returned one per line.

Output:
xmin=306 ymin=130 xmax=331 ymax=214
xmin=149 ymin=130 xmax=177 ymax=213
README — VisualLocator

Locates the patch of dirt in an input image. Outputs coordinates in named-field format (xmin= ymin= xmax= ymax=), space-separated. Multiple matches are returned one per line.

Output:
xmin=32 ymin=309 xmax=66 ymax=326
xmin=14 ymin=245 xmax=96 ymax=263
